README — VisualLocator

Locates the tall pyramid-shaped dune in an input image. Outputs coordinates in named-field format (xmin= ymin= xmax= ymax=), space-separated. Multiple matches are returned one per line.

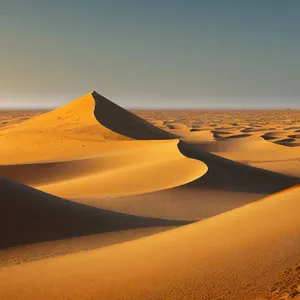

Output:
xmin=3 ymin=91 xmax=175 ymax=141
xmin=0 ymin=91 xmax=177 ymax=163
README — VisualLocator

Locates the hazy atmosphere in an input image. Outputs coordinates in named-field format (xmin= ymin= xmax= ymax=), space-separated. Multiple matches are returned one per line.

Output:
xmin=1 ymin=1 xmax=299 ymax=108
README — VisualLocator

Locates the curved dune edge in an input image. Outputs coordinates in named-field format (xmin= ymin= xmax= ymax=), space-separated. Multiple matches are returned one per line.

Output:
xmin=175 ymin=130 xmax=300 ymax=178
xmin=172 ymin=132 xmax=300 ymax=178
xmin=0 ymin=140 xmax=208 ymax=199
xmin=0 ymin=91 xmax=207 ymax=196
xmin=72 ymin=141 xmax=298 ymax=221
xmin=0 ymin=185 xmax=299 ymax=300
xmin=92 ymin=91 xmax=175 ymax=140
xmin=155 ymin=123 xmax=300 ymax=178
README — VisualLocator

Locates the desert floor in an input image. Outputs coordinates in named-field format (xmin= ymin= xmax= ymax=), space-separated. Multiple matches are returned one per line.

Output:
xmin=0 ymin=92 xmax=299 ymax=300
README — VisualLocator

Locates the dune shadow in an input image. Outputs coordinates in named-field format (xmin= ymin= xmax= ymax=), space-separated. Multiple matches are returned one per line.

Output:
xmin=0 ymin=177 xmax=190 ymax=249
xmin=92 ymin=91 xmax=175 ymax=140
xmin=0 ymin=161 xmax=90 ymax=186
xmin=177 ymin=141 xmax=299 ymax=194
xmin=225 ymin=133 xmax=252 ymax=139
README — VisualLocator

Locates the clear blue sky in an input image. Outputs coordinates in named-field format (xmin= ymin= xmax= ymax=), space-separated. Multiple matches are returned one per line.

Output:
xmin=0 ymin=1 xmax=299 ymax=108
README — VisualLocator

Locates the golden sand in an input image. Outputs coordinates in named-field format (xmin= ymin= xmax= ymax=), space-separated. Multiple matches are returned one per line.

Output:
xmin=0 ymin=92 xmax=299 ymax=300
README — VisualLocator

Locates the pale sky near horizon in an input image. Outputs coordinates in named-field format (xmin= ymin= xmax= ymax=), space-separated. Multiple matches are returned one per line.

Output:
xmin=0 ymin=1 xmax=299 ymax=109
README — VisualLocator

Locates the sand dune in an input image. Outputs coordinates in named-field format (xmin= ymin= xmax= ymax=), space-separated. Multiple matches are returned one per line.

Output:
xmin=93 ymin=91 xmax=175 ymax=139
xmin=133 ymin=110 xmax=300 ymax=178
xmin=1 ymin=96 xmax=299 ymax=300
xmin=0 ymin=91 xmax=174 ymax=164
xmin=177 ymin=129 xmax=215 ymax=143
xmin=0 ymin=92 xmax=207 ymax=198
xmin=248 ymin=159 xmax=300 ymax=178
xmin=72 ymin=141 xmax=298 ymax=220
xmin=211 ymin=138 xmax=300 ymax=177
xmin=1 ymin=94 xmax=297 ymax=221
xmin=0 ymin=227 xmax=176 ymax=269
xmin=163 ymin=128 xmax=300 ymax=179
xmin=1 ymin=92 xmax=130 ymax=139
xmin=1 ymin=185 xmax=299 ymax=300
xmin=0 ymin=139 xmax=207 ymax=198
xmin=173 ymin=131 xmax=300 ymax=178
xmin=183 ymin=134 xmax=289 ymax=152
xmin=1 ymin=91 xmax=173 ymax=140
xmin=0 ymin=177 xmax=189 ymax=249
xmin=276 ymin=137 xmax=300 ymax=147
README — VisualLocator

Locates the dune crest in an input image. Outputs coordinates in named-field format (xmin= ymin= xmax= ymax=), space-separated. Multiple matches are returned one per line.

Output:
xmin=2 ymin=92 xmax=125 ymax=136
xmin=92 ymin=91 xmax=175 ymax=140
xmin=1 ymin=91 xmax=174 ymax=140
xmin=0 ymin=91 xmax=175 ymax=164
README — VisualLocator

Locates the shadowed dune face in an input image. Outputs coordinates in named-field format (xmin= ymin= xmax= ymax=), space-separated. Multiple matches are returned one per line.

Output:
xmin=178 ymin=141 xmax=299 ymax=193
xmin=0 ymin=185 xmax=300 ymax=300
xmin=92 ymin=91 xmax=175 ymax=140
xmin=82 ymin=141 xmax=299 ymax=221
xmin=0 ymin=177 xmax=190 ymax=249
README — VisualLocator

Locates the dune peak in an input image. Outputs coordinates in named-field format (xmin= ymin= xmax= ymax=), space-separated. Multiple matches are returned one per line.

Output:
xmin=1 ymin=91 xmax=175 ymax=142
xmin=91 ymin=91 xmax=175 ymax=140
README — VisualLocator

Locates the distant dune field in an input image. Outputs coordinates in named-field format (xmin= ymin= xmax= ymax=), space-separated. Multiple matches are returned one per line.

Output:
xmin=0 ymin=92 xmax=299 ymax=299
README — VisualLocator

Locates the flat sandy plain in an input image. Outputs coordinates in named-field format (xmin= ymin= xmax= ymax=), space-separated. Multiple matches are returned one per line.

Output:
xmin=0 ymin=91 xmax=300 ymax=300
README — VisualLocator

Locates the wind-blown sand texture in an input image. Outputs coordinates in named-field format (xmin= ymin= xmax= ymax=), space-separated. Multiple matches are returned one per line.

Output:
xmin=0 ymin=92 xmax=299 ymax=299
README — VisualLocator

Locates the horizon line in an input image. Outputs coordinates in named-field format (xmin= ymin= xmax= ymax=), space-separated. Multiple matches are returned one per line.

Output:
xmin=0 ymin=105 xmax=299 ymax=111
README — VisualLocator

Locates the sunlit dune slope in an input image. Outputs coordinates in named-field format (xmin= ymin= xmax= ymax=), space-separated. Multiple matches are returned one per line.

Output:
xmin=0 ymin=177 xmax=190 ymax=249
xmin=0 ymin=140 xmax=208 ymax=198
xmin=0 ymin=227 xmax=176 ymax=269
xmin=1 ymin=185 xmax=300 ymax=300
xmin=0 ymin=91 xmax=174 ymax=164
xmin=0 ymin=92 xmax=207 ymax=197
xmin=1 ymin=91 xmax=174 ymax=139
xmin=77 ymin=141 xmax=299 ymax=220
xmin=1 ymin=92 xmax=130 ymax=139
xmin=0 ymin=92 xmax=130 ymax=164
